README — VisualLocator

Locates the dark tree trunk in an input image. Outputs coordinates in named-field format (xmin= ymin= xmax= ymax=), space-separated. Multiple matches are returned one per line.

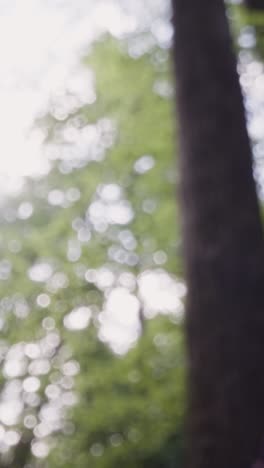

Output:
xmin=171 ymin=1 xmax=264 ymax=468
xmin=244 ymin=0 xmax=264 ymax=9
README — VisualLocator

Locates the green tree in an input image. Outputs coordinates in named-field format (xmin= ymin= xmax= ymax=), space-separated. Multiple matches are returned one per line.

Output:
xmin=0 ymin=37 xmax=185 ymax=467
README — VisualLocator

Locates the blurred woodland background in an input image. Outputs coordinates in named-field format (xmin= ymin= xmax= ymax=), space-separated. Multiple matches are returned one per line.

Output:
xmin=0 ymin=1 xmax=262 ymax=466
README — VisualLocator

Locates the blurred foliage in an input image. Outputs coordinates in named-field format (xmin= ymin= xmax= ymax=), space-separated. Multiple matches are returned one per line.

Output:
xmin=49 ymin=317 xmax=185 ymax=468
xmin=0 ymin=34 xmax=186 ymax=468
xmin=230 ymin=2 xmax=264 ymax=60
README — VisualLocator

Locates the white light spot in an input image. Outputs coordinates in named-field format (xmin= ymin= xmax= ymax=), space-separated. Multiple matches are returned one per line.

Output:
xmin=24 ymin=414 xmax=37 ymax=429
xmin=5 ymin=430 xmax=20 ymax=446
xmin=24 ymin=343 xmax=40 ymax=359
xmin=31 ymin=441 xmax=50 ymax=459
xmin=23 ymin=392 xmax=41 ymax=408
xmin=62 ymin=360 xmax=80 ymax=376
xmin=48 ymin=189 xmax=65 ymax=206
xmin=99 ymin=183 xmax=122 ymax=202
xmin=153 ymin=250 xmax=167 ymax=265
xmin=28 ymin=359 xmax=51 ymax=376
xmin=0 ymin=400 xmax=23 ymax=426
xmin=107 ymin=201 xmax=134 ymax=225
xmin=36 ymin=293 xmax=51 ymax=308
xmin=34 ymin=422 xmax=52 ymax=438
xmin=118 ymin=272 xmax=136 ymax=291
xmin=28 ymin=262 xmax=53 ymax=282
xmin=151 ymin=19 xmax=173 ymax=46
xmin=238 ymin=26 xmax=256 ymax=49
xmin=45 ymin=384 xmax=61 ymax=400
xmin=17 ymin=202 xmax=34 ymax=219
xmin=85 ymin=269 xmax=97 ymax=283
xmin=23 ymin=377 xmax=41 ymax=393
xmin=47 ymin=272 xmax=69 ymax=292
xmin=0 ymin=260 xmax=12 ymax=280
xmin=134 ymin=155 xmax=155 ymax=174
xmin=99 ymin=287 xmax=140 ymax=354
xmin=63 ymin=306 xmax=92 ymax=331
xmin=153 ymin=79 xmax=173 ymax=99
xmin=14 ymin=300 xmax=29 ymax=318
xmin=3 ymin=358 xmax=27 ymax=378
xmin=0 ymin=425 xmax=5 ymax=441
xmin=40 ymin=403 xmax=61 ymax=423
xmin=96 ymin=268 xmax=115 ymax=289
xmin=138 ymin=270 xmax=186 ymax=317
xmin=67 ymin=239 xmax=81 ymax=262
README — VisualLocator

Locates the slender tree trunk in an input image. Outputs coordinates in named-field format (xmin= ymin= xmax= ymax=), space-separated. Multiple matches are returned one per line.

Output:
xmin=244 ymin=0 xmax=264 ymax=9
xmin=171 ymin=1 xmax=264 ymax=468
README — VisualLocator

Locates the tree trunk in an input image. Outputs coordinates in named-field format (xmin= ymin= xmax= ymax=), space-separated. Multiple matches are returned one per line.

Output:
xmin=171 ymin=1 xmax=264 ymax=468
xmin=244 ymin=0 xmax=264 ymax=9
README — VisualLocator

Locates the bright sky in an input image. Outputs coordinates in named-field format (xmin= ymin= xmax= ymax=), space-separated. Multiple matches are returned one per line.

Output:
xmin=0 ymin=0 xmax=89 ymax=192
xmin=0 ymin=0 xmax=171 ymax=196
xmin=0 ymin=0 xmax=142 ymax=194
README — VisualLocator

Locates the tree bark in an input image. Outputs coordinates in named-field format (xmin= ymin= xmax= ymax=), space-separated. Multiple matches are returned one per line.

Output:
xmin=244 ymin=0 xmax=264 ymax=10
xmin=171 ymin=1 xmax=264 ymax=468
